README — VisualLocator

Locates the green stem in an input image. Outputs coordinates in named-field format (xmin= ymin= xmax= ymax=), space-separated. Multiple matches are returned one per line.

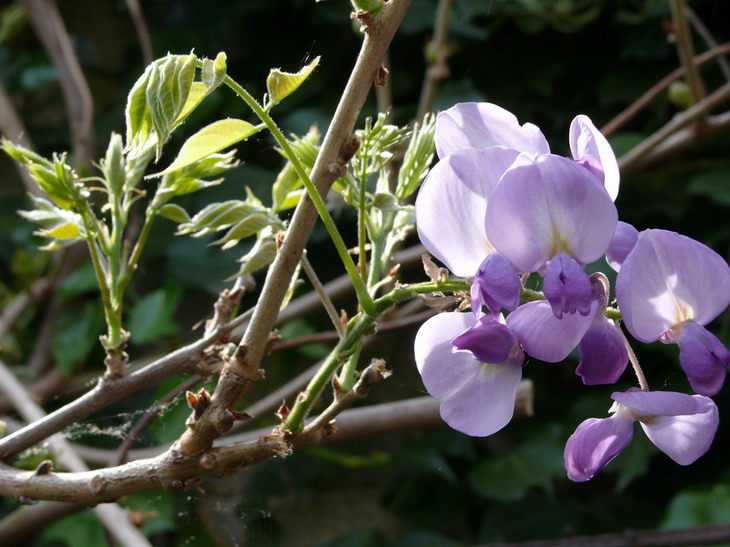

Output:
xmin=337 ymin=339 xmax=363 ymax=392
xmin=220 ymin=72 xmax=377 ymax=316
xmin=284 ymin=313 xmax=376 ymax=432
xmin=283 ymin=277 xmax=471 ymax=432
xmin=78 ymin=207 xmax=121 ymax=347
xmin=357 ymin=168 xmax=368 ymax=285
xmin=366 ymin=210 xmax=395 ymax=293
xmin=120 ymin=209 xmax=157 ymax=293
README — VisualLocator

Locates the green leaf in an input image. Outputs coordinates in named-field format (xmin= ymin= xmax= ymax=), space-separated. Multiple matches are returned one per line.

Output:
xmin=151 ymin=118 xmax=259 ymax=176
xmin=212 ymin=212 xmax=277 ymax=250
xmin=172 ymin=81 xmax=208 ymax=128
xmin=272 ymin=125 xmax=321 ymax=212
xmin=41 ymin=222 xmax=81 ymax=239
xmin=129 ymin=286 xmax=181 ymax=345
xmin=58 ymin=262 xmax=99 ymax=298
xmin=2 ymin=141 xmax=83 ymax=210
xmin=266 ymin=56 xmax=320 ymax=105
xmin=661 ymin=483 xmax=730 ymax=529
xmin=230 ymin=226 xmax=279 ymax=278
xmin=469 ymin=425 xmax=565 ymax=501
xmin=42 ymin=510 xmax=106 ymax=547
xmin=372 ymin=192 xmax=400 ymax=212
xmin=202 ymin=51 xmax=227 ymax=92
xmin=125 ymin=53 xmax=197 ymax=159
xmin=158 ymin=203 xmax=191 ymax=223
xmin=50 ymin=301 xmax=105 ymax=376
xmin=19 ymin=195 xmax=87 ymax=250
xmin=687 ymin=169 xmax=730 ymax=206
xmin=396 ymin=112 xmax=436 ymax=200
xmin=99 ymin=133 xmax=126 ymax=196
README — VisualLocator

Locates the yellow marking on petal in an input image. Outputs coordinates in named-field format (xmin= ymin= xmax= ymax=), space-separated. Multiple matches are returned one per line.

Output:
xmin=647 ymin=273 xmax=695 ymax=327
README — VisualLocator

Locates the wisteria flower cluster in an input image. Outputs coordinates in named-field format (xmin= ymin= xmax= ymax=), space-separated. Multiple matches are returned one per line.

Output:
xmin=413 ymin=102 xmax=730 ymax=482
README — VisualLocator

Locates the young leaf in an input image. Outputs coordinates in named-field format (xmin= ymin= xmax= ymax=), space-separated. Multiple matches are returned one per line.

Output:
xmin=172 ymin=82 xmax=208 ymax=128
xmin=266 ymin=56 xmax=320 ymax=105
xmin=125 ymin=53 xmax=197 ymax=159
xmin=272 ymin=125 xmax=321 ymax=212
xmin=202 ymin=51 xmax=227 ymax=92
xmin=396 ymin=112 xmax=436 ymax=200
xmin=158 ymin=203 xmax=191 ymax=223
xmin=19 ymin=196 xmax=87 ymax=250
xmin=2 ymin=140 xmax=83 ymax=210
xmin=150 ymin=118 xmax=260 ymax=177
xmin=229 ymin=226 xmax=279 ymax=279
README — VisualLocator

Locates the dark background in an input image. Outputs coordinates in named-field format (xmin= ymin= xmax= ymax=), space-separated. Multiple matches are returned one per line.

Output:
xmin=1 ymin=1 xmax=730 ymax=545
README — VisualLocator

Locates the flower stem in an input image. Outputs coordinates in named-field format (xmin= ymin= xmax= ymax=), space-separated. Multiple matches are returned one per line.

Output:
xmin=220 ymin=72 xmax=377 ymax=317
xmin=618 ymin=323 xmax=649 ymax=391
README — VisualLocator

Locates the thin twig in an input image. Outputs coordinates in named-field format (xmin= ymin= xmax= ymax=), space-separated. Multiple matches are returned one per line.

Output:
xmin=601 ymin=42 xmax=730 ymax=136
xmin=20 ymin=0 xmax=94 ymax=170
xmin=124 ymin=0 xmax=153 ymax=66
xmin=301 ymin=253 xmax=345 ymax=337
xmin=300 ymin=358 xmax=391 ymax=440
xmin=617 ymin=79 xmax=730 ymax=173
xmin=0 ymin=359 xmax=151 ymax=547
xmin=416 ymin=0 xmax=454 ymax=121
xmin=685 ymin=4 xmax=730 ymax=81
xmin=669 ymin=0 xmax=706 ymax=127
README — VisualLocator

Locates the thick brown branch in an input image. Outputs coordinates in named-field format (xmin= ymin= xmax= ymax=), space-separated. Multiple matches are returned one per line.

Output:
xmin=0 ymin=360 xmax=151 ymax=546
xmin=175 ymin=0 xmax=414 ymax=458
xmin=4 ymin=381 xmax=532 ymax=504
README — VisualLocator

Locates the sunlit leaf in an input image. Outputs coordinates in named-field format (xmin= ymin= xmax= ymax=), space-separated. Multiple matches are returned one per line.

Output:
xmin=172 ymin=82 xmax=208 ymax=128
xmin=151 ymin=119 xmax=259 ymax=176
xmin=267 ymin=56 xmax=320 ymax=105
xmin=41 ymin=222 xmax=81 ymax=239
xmin=202 ymin=51 xmax=227 ymax=92
xmin=158 ymin=203 xmax=191 ymax=223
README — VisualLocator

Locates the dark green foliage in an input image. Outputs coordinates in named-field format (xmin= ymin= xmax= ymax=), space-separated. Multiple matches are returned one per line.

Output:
xmin=2 ymin=0 xmax=730 ymax=545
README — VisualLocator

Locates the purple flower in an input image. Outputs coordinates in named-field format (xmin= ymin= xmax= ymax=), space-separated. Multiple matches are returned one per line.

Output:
xmin=507 ymin=274 xmax=627 ymax=384
xmin=569 ymin=114 xmax=620 ymax=201
xmin=565 ymin=390 xmax=719 ymax=482
xmin=417 ymin=103 xmax=619 ymax=319
xmin=486 ymin=153 xmax=617 ymax=317
xmin=414 ymin=312 xmax=524 ymax=437
xmin=416 ymin=147 xmax=519 ymax=277
xmin=616 ymin=229 xmax=730 ymax=395
xmin=435 ymin=102 xmax=619 ymax=200
xmin=435 ymin=102 xmax=549 ymax=159
xmin=471 ymin=254 xmax=521 ymax=315
xmin=606 ymin=221 xmax=639 ymax=272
